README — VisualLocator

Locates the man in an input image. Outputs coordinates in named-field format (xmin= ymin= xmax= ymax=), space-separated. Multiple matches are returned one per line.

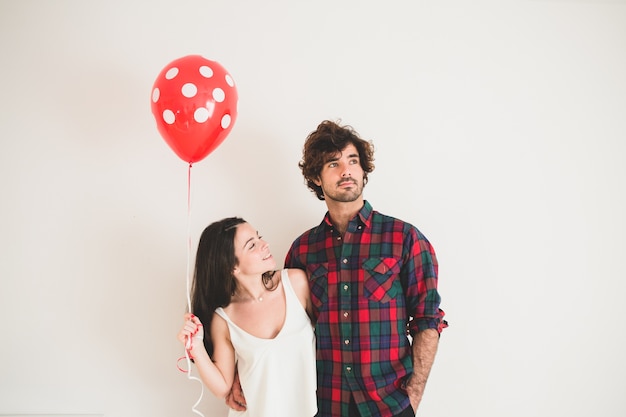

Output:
xmin=228 ymin=120 xmax=447 ymax=416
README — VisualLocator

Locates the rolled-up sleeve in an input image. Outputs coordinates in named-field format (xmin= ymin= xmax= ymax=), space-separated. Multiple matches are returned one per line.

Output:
xmin=403 ymin=227 xmax=448 ymax=336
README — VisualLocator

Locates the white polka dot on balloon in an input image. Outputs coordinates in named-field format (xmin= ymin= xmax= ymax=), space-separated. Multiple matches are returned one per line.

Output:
xmin=221 ymin=114 xmax=231 ymax=129
xmin=165 ymin=67 xmax=179 ymax=80
xmin=212 ymin=88 xmax=225 ymax=103
xmin=199 ymin=66 xmax=214 ymax=78
xmin=152 ymin=88 xmax=160 ymax=102
xmin=163 ymin=109 xmax=175 ymax=124
xmin=194 ymin=107 xmax=210 ymax=123
xmin=225 ymin=75 xmax=234 ymax=87
xmin=182 ymin=83 xmax=198 ymax=98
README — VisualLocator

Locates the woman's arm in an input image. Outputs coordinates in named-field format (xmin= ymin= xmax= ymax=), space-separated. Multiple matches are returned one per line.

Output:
xmin=178 ymin=313 xmax=236 ymax=399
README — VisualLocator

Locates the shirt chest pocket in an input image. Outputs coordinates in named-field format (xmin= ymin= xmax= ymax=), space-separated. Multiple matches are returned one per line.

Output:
xmin=308 ymin=263 xmax=329 ymax=310
xmin=362 ymin=257 xmax=402 ymax=304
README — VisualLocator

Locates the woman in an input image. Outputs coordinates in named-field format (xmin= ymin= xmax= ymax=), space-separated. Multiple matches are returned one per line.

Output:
xmin=178 ymin=217 xmax=317 ymax=417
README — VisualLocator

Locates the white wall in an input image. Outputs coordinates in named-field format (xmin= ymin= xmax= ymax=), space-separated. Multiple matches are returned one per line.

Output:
xmin=1 ymin=1 xmax=625 ymax=416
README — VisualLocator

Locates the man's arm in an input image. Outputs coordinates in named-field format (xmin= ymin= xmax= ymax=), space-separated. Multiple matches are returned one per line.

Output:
xmin=224 ymin=368 xmax=246 ymax=411
xmin=405 ymin=328 xmax=439 ymax=412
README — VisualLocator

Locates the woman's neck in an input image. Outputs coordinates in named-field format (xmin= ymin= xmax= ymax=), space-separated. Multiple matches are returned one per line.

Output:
xmin=233 ymin=272 xmax=275 ymax=302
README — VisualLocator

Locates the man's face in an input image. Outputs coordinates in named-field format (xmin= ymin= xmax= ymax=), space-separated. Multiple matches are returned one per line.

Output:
xmin=314 ymin=143 xmax=365 ymax=203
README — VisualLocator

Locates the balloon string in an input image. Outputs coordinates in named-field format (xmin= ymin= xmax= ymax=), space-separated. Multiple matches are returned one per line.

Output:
xmin=184 ymin=162 xmax=205 ymax=417
xmin=184 ymin=350 xmax=205 ymax=417
xmin=186 ymin=162 xmax=193 ymax=315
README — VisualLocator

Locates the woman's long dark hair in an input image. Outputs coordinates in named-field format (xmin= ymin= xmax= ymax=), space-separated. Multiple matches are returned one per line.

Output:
xmin=191 ymin=217 xmax=245 ymax=356
xmin=190 ymin=217 xmax=278 ymax=356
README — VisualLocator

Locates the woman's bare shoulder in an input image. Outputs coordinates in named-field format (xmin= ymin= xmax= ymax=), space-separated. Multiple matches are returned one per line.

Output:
xmin=285 ymin=267 xmax=308 ymax=286
xmin=285 ymin=268 xmax=310 ymax=311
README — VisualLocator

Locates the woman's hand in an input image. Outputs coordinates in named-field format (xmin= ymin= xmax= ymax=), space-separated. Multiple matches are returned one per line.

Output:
xmin=177 ymin=313 xmax=204 ymax=358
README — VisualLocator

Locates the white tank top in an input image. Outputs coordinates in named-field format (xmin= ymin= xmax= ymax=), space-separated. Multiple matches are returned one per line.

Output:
xmin=215 ymin=269 xmax=317 ymax=417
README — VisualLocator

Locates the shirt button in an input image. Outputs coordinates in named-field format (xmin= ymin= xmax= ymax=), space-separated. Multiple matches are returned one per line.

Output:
xmin=343 ymin=284 xmax=349 ymax=291
xmin=358 ymin=225 xmax=362 ymax=230
xmin=337 ymin=236 xmax=342 ymax=241
xmin=343 ymin=311 xmax=349 ymax=318
xmin=344 ymin=339 xmax=350 ymax=345
xmin=342 ymin=258 xmax=348 ymax=264
xmin=346 ymin=366 xmax=352 ymax=373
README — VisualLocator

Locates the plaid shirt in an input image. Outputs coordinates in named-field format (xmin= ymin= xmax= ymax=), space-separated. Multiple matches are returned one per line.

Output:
xmin=285 ymin=201 xmax=447 ymax=417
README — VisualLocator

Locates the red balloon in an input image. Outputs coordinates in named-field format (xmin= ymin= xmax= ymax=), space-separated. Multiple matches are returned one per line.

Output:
xmin=151 ymin=55 xmax=238 ymax=164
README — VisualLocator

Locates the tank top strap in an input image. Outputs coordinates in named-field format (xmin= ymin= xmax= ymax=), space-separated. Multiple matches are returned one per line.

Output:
xmin=280 ymin=268 xmax=292 ymax=293
xmin=214 ymin=307 xmax=229 ymax=323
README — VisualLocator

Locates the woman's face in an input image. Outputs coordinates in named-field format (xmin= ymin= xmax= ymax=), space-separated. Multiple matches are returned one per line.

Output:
xmin=232 ymin=222 xmax=276 ymax=276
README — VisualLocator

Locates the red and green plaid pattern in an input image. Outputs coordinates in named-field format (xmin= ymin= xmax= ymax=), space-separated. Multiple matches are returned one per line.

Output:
xmin=285 ymin=201 xmax=447 ymax=417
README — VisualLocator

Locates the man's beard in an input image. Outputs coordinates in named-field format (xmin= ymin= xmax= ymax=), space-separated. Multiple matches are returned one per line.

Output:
xmin=323 ymin=179 xmax=363 ymax=202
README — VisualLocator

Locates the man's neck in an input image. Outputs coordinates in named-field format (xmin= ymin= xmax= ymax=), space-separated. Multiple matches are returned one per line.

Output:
xmin=326 ymin=198 xmax=364 ymax=235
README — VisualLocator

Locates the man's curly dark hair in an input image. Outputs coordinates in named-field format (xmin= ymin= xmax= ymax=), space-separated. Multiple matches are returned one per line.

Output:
xmin=299 ymin=120 xmax=375 ymax=200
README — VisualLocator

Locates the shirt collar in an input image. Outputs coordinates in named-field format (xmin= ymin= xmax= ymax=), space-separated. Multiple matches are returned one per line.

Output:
xmin=321 ymin=200 xmax=373 ymax=230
